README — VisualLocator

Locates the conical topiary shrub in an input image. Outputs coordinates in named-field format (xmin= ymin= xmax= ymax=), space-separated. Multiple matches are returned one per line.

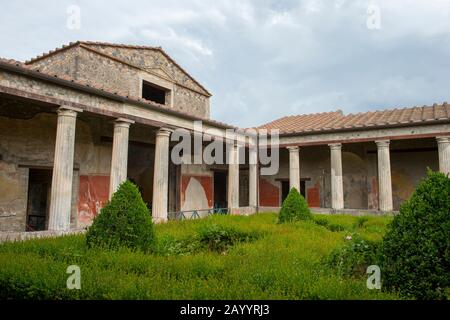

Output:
xmin=279 ymin=187 xmax=312 ymax=223
xmin=379 ymin=170 xmax=450 ymax=299
xmin=86 ymin=180 xmax=154 ymax=252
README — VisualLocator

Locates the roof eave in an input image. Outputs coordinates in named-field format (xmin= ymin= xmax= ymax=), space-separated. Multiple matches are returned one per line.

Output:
xmin=0 ymin=60 xmax=232 ymax=129
xmin=278 ymin=120 xmax=450 ymax=137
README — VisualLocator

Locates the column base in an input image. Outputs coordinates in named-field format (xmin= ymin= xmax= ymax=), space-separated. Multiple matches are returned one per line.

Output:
xmin=152 ymin=216 xmax=168 ymax=224
xmin=228 ymin=207 xmax=257 ymax=216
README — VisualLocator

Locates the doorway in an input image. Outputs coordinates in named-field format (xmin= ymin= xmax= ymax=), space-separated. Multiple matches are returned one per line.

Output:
xmin=213 ymin=171 xmax=227 ymax=209
xmin=26 ymin=169 xmax=52 ymax=231
xmin=281 ymin=180 xmax=306 ymax=204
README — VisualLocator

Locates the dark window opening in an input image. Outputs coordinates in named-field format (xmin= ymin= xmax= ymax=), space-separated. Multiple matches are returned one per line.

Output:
xmin=26 ymin=169 xmax=52 ymax=232
xmin=214 ymin=171 xmax=228 ymax=209
xmin=142 ymin=81 xmax=166 ymax=105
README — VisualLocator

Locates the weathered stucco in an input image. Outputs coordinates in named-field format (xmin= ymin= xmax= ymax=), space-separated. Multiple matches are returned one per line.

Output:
xmin=180 ymin=164 xmax=213 ymax=213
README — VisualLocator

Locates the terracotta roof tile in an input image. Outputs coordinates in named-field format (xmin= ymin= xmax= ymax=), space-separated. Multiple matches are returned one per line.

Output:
xmin=258 ymin=104 xmax=450 ymax=134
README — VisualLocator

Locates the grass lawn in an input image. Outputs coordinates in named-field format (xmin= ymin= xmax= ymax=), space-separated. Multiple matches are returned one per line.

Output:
xmin=0 ymin=213 xmax=400 ymax=300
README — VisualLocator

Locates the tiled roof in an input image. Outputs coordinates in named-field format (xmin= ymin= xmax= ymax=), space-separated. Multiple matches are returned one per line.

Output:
xmin=258 ymin=104 xmax=450 ymax=134
xmin=2 ymin=56 xmax=449 ymax=135
xmin=24 ymin=41 xmax=211 ymax=96
xmin=0 ymin=57 xmax=233 ymax=129
xmin=0 ymin=58 xmax=27 ymax=68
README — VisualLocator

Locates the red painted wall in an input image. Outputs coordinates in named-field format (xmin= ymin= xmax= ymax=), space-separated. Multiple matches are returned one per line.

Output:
xmin=307 ymin=181 xmax=321 ymax=207
xmin=259 ymin=178 xmax=280 ymax=207
xmin=181 ymin=175 xmax=213 ymax=208
xmin=77 ymin=175 xmax=110 ymax=226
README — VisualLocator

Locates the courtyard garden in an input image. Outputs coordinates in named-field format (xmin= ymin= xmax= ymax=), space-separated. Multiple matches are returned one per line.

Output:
xmin=0 ymin=212 xmax=397 ymax=300
xmin=0 ymin=171 xmax=448 ymax=300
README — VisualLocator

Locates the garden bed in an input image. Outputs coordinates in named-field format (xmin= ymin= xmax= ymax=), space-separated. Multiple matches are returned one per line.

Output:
xmin=0 ymin=213 xmax=399 ymax=300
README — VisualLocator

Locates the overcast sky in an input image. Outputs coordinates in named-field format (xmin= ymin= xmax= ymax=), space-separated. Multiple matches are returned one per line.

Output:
xmin=1 ymin=0 xmax=450 ymax=127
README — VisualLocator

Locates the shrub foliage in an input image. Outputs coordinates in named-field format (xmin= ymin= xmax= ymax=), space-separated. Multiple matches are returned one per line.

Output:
xmin=197 ymin=223 xmax=262 ymax=253
xmin=86 ymin=180 xmax=154 ymax=252
xmin=279 ymin=187 xmax=312 ymax=223
xmin=380 ymin=170 xmax=450 ymax=299
xmin=327 ymin=237 xmax=380 ymax=277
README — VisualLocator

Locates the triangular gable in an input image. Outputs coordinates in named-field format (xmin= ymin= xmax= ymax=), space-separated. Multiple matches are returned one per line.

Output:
xmin=80 ymin=42 xmax=211 ymax=96
xmin=148 ymin=67 xmax=174 ymax=81
xmin=25 ymin=41 xmax=211 ymax=97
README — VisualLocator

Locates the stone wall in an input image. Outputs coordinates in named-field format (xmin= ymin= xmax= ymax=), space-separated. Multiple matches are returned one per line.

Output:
xmin=28 ymin=45 xmax=211 ymax=118
xmin=29 ymin=46 xmax=143 ymax=98
xmin=86 ymin=45 xmax=209 ymax=95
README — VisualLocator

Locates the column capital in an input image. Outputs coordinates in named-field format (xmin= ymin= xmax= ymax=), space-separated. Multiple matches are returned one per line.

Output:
xmin=328 ymin=143 xmax=342 ymax=150
xmin=156 ymin=127 xmax=173 ymax=138
xmin=114 ymin=118 xmax=135 ymax=128
xmin=436 ymin=136 xmax=450 ymax=144
xmin=287 ymin=146 xmax=300 ymax=152
xmin=58 ymin=105 xmax=82 ymax=117
xmin=375 ymin=140 xmax=390 ymax=148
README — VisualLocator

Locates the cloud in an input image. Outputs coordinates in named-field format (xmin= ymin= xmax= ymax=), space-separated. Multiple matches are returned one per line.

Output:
xmin=1 ymin=0 xmax=450 ymax=127
xmin=141 ymin=29 xmax=213 ymax=57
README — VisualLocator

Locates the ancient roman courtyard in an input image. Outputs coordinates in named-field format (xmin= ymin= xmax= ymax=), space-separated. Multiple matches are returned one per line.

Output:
xmin=2 ymin=1 xmax=450 ymax=309
xmin=0 ymin=41 xmax=449 ymax=238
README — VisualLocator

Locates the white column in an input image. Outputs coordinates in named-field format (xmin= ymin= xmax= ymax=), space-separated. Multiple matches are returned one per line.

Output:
xmin=249 ymin=144 xmax=258 ymax=208
xmin=437 ymin=136 xmax=450 ymax=175
xmin=376 ymin=140 xmax=393 ymax=212
xmin=329 ymin=143 xmax=344 ymax=210
xmin=109 ymin=118 xmax=134 ymax=199
xmin=48 ymin=106 xmax=82 ymax=231
xmin=288 ymin=146 xmax=300 ymax=192
xmin=152 ymin=128 xmax=172 ymax=223
xmin=228 ymin=143 xmax=240 ymax=212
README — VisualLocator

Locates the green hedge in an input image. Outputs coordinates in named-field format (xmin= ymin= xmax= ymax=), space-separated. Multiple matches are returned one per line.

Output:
xmin=279 ymin=187 xmax=312 ymax=223
xmin=86 ymin=180 xmax=154 ymax=252
xmin=380 ymin=171 xmax=450 ymax=300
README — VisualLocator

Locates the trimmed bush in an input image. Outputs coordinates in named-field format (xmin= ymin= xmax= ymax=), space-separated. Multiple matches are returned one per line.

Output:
xmin=380 ymin=170 xmax=450 ymax=299
xmin=86 ymin=180 xmax=154 ymax=252
xmin=279 ymin=187 xmax=312 ymax=223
